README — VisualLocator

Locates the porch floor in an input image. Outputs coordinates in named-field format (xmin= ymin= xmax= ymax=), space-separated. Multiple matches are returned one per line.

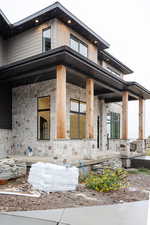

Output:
xmin=8 ymin=154 xmax=120 ymax=167
xmin=9 ymin=156 xmax=55 ymax=166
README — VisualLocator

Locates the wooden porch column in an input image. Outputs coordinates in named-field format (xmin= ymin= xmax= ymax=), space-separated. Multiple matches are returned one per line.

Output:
xmin=122 ymin=91 xmax=128 ymax=140
xmin=86 ymin=78 xmax=94 ymax=139
xmin=56 ymin=65 xmax=67 ymax=138
xmin=139 ymin=98 xmax=145 ymax=140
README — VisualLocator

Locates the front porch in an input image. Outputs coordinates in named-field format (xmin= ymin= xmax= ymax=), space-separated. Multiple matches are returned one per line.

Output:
xmin=0 ymin=46 xmax=149 ymax=164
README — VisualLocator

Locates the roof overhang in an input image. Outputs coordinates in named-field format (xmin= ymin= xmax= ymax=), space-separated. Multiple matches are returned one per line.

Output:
xmin=98 ymin=50 xmax=133 ymax=75
xmin=127 ymin=82 xmax=150 ymax=99
xmin=0 ymin=2 xmax=109 ymax=49
xmin=0 ymin=9 xmax=11 ymax=37
xmin=0 ymin=46 xmax=149 ymax=102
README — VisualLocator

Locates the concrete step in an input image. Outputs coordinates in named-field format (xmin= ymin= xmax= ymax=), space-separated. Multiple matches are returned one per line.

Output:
xmin=131 ymin=156 xmax=150 ymax=169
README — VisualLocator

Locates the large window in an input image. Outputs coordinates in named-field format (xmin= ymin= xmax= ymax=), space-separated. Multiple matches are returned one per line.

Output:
xmin=107 ymin=112 xmax=120 ymax=139
xmin=37 ymin=96 xmax=50 ymax=140
xmin=42 ymin=27 xmax=51 ymax=52
xmin=70 ymin=35 xmax=88 ymax=57
xmin=70 ymin=99 xmax=86 ymax=139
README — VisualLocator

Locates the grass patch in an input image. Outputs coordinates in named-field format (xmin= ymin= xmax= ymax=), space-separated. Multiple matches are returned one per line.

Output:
xmin=128 ymin=168 xmax=150 ymax=175
xmin=138 ymin=168 xmax=150 ymax=175
xmin=146 ymin=149 xmax=150 ymax=156
xmin=127 ymin=169 xmax=139 ymax=175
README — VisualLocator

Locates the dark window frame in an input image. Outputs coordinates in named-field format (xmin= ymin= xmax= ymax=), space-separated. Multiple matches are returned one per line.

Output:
xmin=42 ymin=27 xmax=51 ymax=52
xmin=37 ymin=96 xmax=50 ymax=141
xmin=107 ymin=112 xmax=120 ymax=139
xmin=70 ymin=34 xmax=88 ymax=57
xmin=70 ymin=99 xmax=86 ymax=139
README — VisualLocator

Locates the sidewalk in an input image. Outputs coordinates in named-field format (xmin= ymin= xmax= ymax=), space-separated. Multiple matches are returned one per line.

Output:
xmin=0 ymin=213 xmax=68 ymax=225
xmin=2 ymin=200 xmax=149 ymax=225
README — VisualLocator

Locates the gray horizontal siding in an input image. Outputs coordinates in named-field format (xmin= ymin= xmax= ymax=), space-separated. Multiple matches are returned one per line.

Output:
xmin=2 ymin=18 xmax=98 ymax=65
xmin=6 ymin=21 xmax=53 ymax=64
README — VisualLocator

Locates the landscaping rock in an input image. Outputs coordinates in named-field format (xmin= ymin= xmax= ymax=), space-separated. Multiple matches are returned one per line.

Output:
xmin=0 ymin=158 xmax=26 ymax=180
xmin=92 ymin=158 xmax=122 ymax=171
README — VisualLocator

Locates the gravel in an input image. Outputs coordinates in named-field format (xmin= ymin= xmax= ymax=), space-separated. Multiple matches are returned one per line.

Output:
xmin=0 ymin=173 xmax=149 ymax=212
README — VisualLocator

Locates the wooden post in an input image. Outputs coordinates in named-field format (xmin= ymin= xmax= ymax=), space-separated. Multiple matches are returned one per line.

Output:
xmin=86 ymin=78 xmax=94 ymax=139
xmin=139 ymin=98 xmax=144 ymax=140
xmin=56 ymin=65 xmax=67 ymax=138
xmin=122 ymin=91 xmax=128 ymax=140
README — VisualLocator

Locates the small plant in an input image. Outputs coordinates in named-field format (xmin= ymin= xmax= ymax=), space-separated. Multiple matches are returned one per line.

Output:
xmin=79 ymin=175 xmax=87 ymax=183
xmin=85 ymin=168 xmax=128 ymax=192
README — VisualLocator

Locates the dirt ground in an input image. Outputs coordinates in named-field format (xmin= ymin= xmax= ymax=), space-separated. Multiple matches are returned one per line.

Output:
xmin=0 ymin=172 xmax=149 ymax=212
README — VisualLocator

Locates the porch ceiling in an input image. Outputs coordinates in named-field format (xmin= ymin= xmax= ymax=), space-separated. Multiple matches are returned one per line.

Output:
xmin=0 ymin=46 xmax=150 ymax=102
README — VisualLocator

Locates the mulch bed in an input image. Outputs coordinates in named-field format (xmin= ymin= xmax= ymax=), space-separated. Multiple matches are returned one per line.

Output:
xmin=0 ymin=173 xmax=149 ymax=212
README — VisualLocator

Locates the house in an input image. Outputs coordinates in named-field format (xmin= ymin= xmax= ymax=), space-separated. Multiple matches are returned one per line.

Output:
xmin=0 ymin=2 xmax=149 ymax=166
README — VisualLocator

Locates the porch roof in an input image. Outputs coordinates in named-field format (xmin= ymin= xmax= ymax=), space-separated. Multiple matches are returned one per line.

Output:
xmin=0 ymin=46 xmax=150 ymax=102
xmin=98 ymin=50 xmax=133 ymax=75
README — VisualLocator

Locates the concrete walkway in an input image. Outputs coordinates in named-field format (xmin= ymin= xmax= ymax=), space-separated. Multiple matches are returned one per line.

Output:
xmin=0 ymin=213 xmax=68 ymax=225
xmin=2 ymin=200 xmax=149 ymax=225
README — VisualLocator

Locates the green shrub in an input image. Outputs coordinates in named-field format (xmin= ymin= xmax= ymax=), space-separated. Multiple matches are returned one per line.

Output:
xmin=85 ymin=168 xmax=128 ymax=192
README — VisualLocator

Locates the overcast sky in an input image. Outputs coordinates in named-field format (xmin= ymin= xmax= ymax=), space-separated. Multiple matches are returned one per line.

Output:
xmin=1 ymin=0 xmax=150 ymax=138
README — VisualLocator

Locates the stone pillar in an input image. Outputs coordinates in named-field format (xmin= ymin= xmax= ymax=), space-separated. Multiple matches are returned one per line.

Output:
xmin=56 ymin=65 xmax=67 ymax=139
xmin=139 ymin=98 xmax=145 ymax=140
xmin=86 ymin=78 xmax=94 ymax=139
xmin=122 ymin=91 xmax=128 ymax=140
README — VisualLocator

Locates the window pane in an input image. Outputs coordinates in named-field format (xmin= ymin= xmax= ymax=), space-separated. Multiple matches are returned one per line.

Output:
xmin=107 ymin=114 xmax=111 ymax=138
xmin=79 ymin=114 xmax=86 ymax=139
xmin=80 ymin=102 xmax=86 ymax=113
xmin=70 ymin=113 xmax=79 ymax=138
xmin=38 ymin=97 xmax=50 ymax=110
xmin=116 ymin=114 xmax=120 ymax=138
xmin=43 ymin=28 xmax=51 ymax=52
xmin=112 ymin=112 xmax=116 ymax=139
xmin=38 ymin=111 xmax=50 ymax=140
xmin=109 ymin=112 xmax=120 ymax=139
xmin=71 ymin=100 xmax=79 ymax=112
xmin=70 ymin=35 xmax=88 ymax=57
xmin=79 ymin=43 xmax=88 ymax=57
xmin=70 ymin=36 xmax=79 ymax=52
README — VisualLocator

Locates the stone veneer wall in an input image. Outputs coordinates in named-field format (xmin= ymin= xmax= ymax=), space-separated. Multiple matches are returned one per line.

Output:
xmin=10 ymin=80 xmax=101 ymax=160
xmin=0 ymin=129 xmax=12 ymax=158
xmin=2 ymin=79 xmax=122 ymax=163
xmin=11 ymin=80 xmax=56 ymax=156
